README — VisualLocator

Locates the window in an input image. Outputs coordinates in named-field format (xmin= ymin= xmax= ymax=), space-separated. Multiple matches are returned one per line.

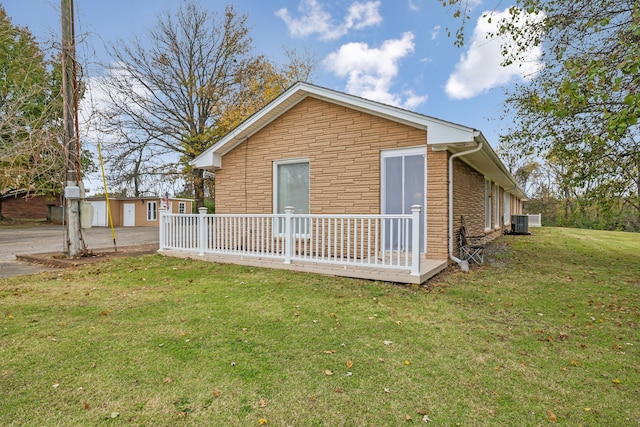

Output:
xmin=494 ymin=184 xmax=500 ymax=228
xmin=178 ymin=202 xmax=186 ymax=214
xmin=274 ymin=159 xmax=310 ymax=214
xmin=503 ymin=192 xmax=511 ymax=224
xmin=484 ymin=179 xmax=491 ymax=230
xmin=147 ymin=201 xmax=157 ymax=221
xmin=274 ymin=159 xmax=310 ymax=234
xmin=381 ymin=147 xmax=426 ymax=252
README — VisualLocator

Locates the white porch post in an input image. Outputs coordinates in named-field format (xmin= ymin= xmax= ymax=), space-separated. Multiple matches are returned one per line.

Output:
xmin=198 ymin=207 xmax=208 ymax=256
xmin=158 ymin=206 xmax=166 ymax=252
xmin=284 ymin=206 xmax=294 ymax=264
xmin=411 ymin=205 xmax=422 ymax=276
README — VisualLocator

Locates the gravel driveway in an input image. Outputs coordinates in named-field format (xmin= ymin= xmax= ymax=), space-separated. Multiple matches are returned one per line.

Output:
xmin=0 ymin=225 xmax=158 ymax=279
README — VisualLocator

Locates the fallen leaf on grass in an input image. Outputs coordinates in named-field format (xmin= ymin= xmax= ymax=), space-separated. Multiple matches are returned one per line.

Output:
xmin=259 ymin=398 xmax=267 ymax=408
xmin=335 ymin=388 xmax=344 ymax=393
xmin=323 ymin=350 xmax=336 ymax=354
xmin=548 ymin=409 xmax=557 ymax=422
xmin=612 ymin=378 xmax=621 ymax=384
xmin=213 ymin=390 xmax=221 ymax=398
xmin=324 ymin=370 xmax=333 ymax=376
xmin=258 ymin=418 xmax=268 ymax=425
xmin=384 ymin=340 xmax=393 ymax=345
xmin=83 ymin=401 xmax=90 ymax=410
xmin=163 ymin=377 xmax=172 ymax=383
xmin=405 ymin=413 xmax=413 ymax=421
xmin=346 ymin=360 xmax=353 ymax=369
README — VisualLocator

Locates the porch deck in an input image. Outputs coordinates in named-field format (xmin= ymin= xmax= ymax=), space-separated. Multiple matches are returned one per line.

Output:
xmin=159 ymin=249 xmax=448 ymax=284
xmin=158 ymin=208 xmax=448 ymax=284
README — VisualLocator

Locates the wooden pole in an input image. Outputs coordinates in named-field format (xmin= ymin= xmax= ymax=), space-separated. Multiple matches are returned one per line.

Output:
xmin=61 ymin=0 xmax=85 ymax=256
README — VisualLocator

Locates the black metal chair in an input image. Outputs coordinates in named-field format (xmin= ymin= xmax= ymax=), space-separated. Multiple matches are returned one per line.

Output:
xmin=458 ymin=217 xmax=486 ymax=265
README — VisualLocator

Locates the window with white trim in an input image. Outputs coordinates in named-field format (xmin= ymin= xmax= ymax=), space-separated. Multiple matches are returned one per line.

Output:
xmin=503 ymin=192 xmax=511 ymax=224
xmin=485 ymin=179 xmax=491 ymax=230
xmin=178 ymin=202 xmax=186 ymax=214
xmin=494 ymin=184 xmax=500 ymax=228
xmin=147 ymin=201 xmax=157 ymax=221
xmin=274 ymin=159 xmax=310 ymax=234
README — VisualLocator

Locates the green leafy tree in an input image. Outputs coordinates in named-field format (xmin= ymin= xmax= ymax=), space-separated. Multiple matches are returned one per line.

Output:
xmin=446 ymin=0 xmax=639 ymax=229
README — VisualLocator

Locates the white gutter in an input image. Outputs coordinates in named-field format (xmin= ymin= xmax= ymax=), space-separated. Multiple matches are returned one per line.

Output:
xmin=447 ymin=137 xmax=483 ymax=272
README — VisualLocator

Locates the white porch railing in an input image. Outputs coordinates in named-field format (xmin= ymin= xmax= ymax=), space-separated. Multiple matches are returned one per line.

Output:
xmin=159 ymin=206 xmax=423 ymax=276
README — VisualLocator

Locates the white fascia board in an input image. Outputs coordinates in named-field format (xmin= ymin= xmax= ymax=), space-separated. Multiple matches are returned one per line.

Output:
xmin=191 ymin=151 xmax=221 ymax=171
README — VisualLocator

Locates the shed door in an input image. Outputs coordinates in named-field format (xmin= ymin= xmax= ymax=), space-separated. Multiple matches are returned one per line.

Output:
xmin=381 ymin=148 xmax=426 ymax=252
xmin=123 ymin=203 xmax=135 ymax=227
xmin=91 ymin=201 xmax=107 ymax=227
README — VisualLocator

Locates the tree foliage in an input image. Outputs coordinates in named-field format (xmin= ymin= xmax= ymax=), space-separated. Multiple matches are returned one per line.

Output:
xmin=446 ymin=0 xmax=640 ymax=230
xmin=98 ymin=2 xmax=314 ymax=207
xmin=0 ymin=6 xmax=65 ymax=201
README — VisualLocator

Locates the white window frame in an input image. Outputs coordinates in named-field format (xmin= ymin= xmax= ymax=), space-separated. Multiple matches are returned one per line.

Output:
xmin=147 ymin=201 xmax=157 ymax=221
xmin=380 ymin=146 xmax=427 ymax=252
xmin=273 ymin=158 xmax=310 ymax=236
xmin=494 ymin=184 xmax=500 ymax=228
xmin=484 ymin=179 xmax=492 ymax=231
xmin=503 ymin=192 xmax=511 ymax=225
xmin=178 ymin=201 xmax=186 ymax=214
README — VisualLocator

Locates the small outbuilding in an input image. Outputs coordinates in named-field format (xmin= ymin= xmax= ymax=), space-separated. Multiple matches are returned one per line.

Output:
xmin=87 ymin=196 xmax=193 ymax=227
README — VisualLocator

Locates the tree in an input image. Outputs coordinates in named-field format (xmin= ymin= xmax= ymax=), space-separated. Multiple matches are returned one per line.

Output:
xmin=0 ymin=6 xmax=66 ymax=217
xmin=98 ymin=2 xmax=314 ymax=208
xmin=445 ymin=0 xmax=640 ymax=230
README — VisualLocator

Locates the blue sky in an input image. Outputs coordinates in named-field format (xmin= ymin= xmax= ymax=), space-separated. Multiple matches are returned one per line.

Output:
xmin=4 ymin=0 xmax=541 ymax=159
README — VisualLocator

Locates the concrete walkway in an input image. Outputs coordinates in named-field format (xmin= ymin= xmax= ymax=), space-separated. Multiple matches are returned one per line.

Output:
xmin=0 ymin=225 xmax=158 ymax=279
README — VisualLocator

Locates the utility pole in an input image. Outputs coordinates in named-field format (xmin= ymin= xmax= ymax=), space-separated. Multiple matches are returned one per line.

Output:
xmin=61 ymin=0 xmax=85 ymax=256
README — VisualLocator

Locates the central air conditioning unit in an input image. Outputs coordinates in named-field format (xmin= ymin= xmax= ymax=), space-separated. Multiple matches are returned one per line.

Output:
xmin=510 ymin=215 xmax=530 ymax=235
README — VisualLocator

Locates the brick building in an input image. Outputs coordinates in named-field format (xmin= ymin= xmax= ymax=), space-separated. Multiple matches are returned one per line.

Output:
xmin=0 ymin=191 xmax=61 ymax=222
xmin=191 ymin=82 xmax=526 ymax=266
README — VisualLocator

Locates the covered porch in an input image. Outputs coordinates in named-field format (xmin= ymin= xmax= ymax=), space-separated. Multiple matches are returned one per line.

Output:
xmin=158 ymin=208 xmax=448 ymax=284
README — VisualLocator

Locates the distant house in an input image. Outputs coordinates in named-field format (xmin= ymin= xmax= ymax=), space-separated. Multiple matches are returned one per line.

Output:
xmin=86 ymin=196 xmax=193 ymax=227
xmin=163 ymin=82 xmax=527 ymax=283
xmin=0 ymin=190 xmax=62 ymax=223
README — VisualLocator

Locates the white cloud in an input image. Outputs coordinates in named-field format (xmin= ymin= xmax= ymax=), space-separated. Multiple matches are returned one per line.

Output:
xmin=276 ymin=0 xmax=382 ymax=41
xmin=408 ymin=0 xmax=420 ymax=12
xmin=445 ymin=9 xmax=543 ymax=100
xmin=324 ymin=32 xmax=427 ymax=109
xmin=431 ymin=25 xmax=441 ymax=41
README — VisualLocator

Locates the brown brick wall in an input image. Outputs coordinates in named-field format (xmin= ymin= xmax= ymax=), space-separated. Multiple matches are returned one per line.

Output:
xmin=452 ymin=159 xmax=486 ymax=257
xmin=426 ymin=147 xmax=448 ymax=260
xmin=215 ymin=97 xmax=427 ymax=216
xmin=1 ymin=194 xmax=59 ymax=220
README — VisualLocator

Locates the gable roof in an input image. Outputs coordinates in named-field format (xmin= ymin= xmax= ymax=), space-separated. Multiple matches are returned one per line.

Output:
xmin=192 ymin=82 xmax=526 ymax=199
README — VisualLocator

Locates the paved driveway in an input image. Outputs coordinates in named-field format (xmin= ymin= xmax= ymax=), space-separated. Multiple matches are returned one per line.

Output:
xmin=0 ymin=225 xmax=159 ymax=279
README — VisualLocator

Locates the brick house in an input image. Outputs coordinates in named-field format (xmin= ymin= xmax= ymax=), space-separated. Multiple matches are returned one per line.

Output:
xmin=183 ymin=82 xmax=525 ymax=282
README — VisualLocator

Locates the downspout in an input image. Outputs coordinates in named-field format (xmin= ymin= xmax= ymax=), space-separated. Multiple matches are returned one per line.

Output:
xmin=448 ymin=136 xmax=483 ymax=272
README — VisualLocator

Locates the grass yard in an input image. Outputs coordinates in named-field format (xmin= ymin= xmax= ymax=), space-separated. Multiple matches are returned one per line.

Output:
xmin=1 ymin=227 xmax=638 ymax=426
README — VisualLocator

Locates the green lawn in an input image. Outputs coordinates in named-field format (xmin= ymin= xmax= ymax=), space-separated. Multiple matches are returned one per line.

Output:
xmin=1 ymin=227 xmax=638 ymax=426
